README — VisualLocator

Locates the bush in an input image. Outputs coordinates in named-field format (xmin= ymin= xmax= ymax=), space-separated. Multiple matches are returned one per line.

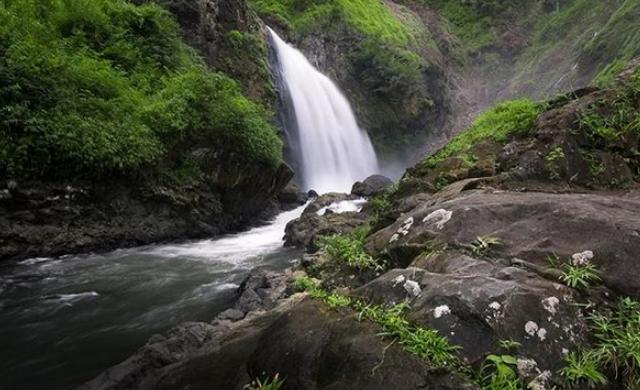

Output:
xmin=0 ymin=0 xmax=282 ymax=180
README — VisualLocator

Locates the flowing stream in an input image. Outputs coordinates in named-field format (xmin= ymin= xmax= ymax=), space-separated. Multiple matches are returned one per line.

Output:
xmin=0 ymin=30 xmax=378 ymax=390
xmin=269 ymin=28 xmax=379 ymax=193
xmin=0 ymin=205 xmax=305 ymax=390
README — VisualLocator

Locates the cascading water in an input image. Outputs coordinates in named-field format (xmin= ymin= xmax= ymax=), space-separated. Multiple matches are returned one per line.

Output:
xmin=268 ymin=28 xmax=379 ymax=194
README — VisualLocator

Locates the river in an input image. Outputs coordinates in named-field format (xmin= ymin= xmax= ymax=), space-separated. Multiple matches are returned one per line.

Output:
xmin=0 ymin=205 xmax=306 ymax=390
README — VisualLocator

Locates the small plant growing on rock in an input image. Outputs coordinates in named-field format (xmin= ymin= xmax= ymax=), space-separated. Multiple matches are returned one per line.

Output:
xmin=545 ymin=147 xmax=566 ymax=180
xmin=560 ymin=351 xmax=608 ymax=387
xmin=479 ymin=354 xmax=522 ymax=390
xmin=292 ymin=275 xmax=319 ymax=293
xmin=498 ymin=339 xmax=522 ymax=351
xmin=560 ymin=263 xmax=601 ymax=289
xmin=561 ymin=297 xmax=640 ymax=388
xmin=471 ymin=236 xmax=502 ymax=255
xmin=317 ymin=234 xmax=382 ymax=271
xmin=245 ymin=373 xmax=285 ymax=390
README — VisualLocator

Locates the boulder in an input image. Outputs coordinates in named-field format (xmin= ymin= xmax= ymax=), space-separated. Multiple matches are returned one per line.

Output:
xmin=277 ymin=182 xmax=308 ymax=210
xmin=80 ymin=298 xmax=477 ymax=390
xmin=284 ymin=193 xmax=368 ymax=249
xmin=351 ymin=174 xmax=394 ymax=197
xmin=366 ymin=189 xmax=640 ymax=298
xmin=357 ymin=260 xmax=588 ymax=376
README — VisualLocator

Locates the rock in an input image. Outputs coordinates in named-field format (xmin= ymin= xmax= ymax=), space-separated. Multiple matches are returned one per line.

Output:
xmin=284 ymin=193 xmax=369 ymax=249
xmin=358 ymin=259 xmax=588 ymax=375
xmin=216 ymin=309 xmax=245 ymax=322
xmin=277 ymin=181 xmax=307 ymax=210
xmin=366 ymin=189 xmax=640 ymax=298
xmin=307 ymin=189 xmax=319 ymax=198
xmin=81 ymin=298 xmax=477 ymax=390
xmin=351 ymin=174 xmax=394 ymax=197
xmin=231 ymin=269 xmax=291 ymax=315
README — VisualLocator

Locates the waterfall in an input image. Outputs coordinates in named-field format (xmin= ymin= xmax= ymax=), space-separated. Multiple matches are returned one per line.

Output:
xmin=268 ymin=28 xmax=379 ymax=194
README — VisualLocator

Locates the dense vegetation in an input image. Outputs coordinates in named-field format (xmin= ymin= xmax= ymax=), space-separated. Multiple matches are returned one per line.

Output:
xmin=0 ymin=0 xmax=282 ymax=180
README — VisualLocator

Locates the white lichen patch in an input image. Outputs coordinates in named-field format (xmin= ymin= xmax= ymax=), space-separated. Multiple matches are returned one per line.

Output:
xmin=403 ymin=280 xmax=421 ymax=298
xmin=392 ymin=274 xmax=406 ymax=287
xmin=389 ymin=217 xmax=415 ymax=243
xmin=537 ymin=328 xmax=547 ymax=341
xmin=516 ymin=358 xmax=539 ymax=377
xmin=422 ymin=209 xmax=452 ymax=230
xmin=528 ymin=370 xmax=552 ymax=390
xmin=400 ymin=217 xmax=414 ymax=235
xmin=434 ymin=305 xmax=451 ymax=318
xmin=571 ymin=250 xmax=594 ymax=266
xmin=489 ymin=301 xmax=502 ymax=311
xmin=542 ymin=296 xmax=560 ymax=315
xmin=525 ymin=321 xmax=539 ymax=337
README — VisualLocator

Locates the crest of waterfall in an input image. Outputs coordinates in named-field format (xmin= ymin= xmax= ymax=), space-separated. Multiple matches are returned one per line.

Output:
xmin=268 ymin=27 xmax=379 ymax=194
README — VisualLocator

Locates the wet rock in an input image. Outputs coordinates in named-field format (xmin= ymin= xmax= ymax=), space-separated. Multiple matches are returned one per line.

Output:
xmin=284 ymin=193 xmax=368 ymax=249
xmin=277 ymin=182 xmax=307 ymax=210
xmin=351 ymin=174 xmax=394 ymax=197
xmin=232 ymin=269 xmax=292 ymax=315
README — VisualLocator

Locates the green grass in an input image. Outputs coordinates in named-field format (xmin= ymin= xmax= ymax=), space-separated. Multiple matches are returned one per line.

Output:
xmin=420 ymin=99 xmax=542 ymax=169
xmin=561 ymin=297 xmax=640 ymax=388
xmin=316 ymin=226 xmax=382 ymax=272
xmin=420 ymin=0 xmax=496 ymax=55
xmin=246 ymin=373 xmax=285 ymax=390
xmin=293 ymin=276 xmax=463 ymax=370
xmin=0 ymin=0 xmax=282 ymax=180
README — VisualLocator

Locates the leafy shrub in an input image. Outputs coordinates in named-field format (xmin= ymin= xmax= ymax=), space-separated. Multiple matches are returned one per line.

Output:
xmin=0 ymin=0 xmax=282 ymax=180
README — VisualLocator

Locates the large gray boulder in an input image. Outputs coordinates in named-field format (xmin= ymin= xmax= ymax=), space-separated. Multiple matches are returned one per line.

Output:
xmin=351 ymin=174 xmax=394 ymax=197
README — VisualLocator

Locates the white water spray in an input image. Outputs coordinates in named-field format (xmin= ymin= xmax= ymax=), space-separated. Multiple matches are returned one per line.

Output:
xmin=268 ymin=28 xmax=379 ymax=194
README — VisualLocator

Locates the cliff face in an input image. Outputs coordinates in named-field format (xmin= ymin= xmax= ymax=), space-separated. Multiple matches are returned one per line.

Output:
xmin=249 ymin=0 xmax=640 ymax=165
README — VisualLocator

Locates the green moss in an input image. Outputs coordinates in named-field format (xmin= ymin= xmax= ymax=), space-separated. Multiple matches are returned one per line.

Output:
xmin=421 ymin=99 xmax=542 ymax=169
xmin=0 ymin=0 xmax=282 ymax=179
